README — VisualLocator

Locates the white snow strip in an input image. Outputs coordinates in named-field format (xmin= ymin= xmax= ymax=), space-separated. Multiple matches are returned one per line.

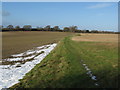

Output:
xmin=37 ymin=44 xmax=50 ymax=49
xmin=81 ymin=60 xmax=99 ymax=86
xmin=37 ymin=46 xmax=45 ymax=49
xmin=2 ymin=44 xmax=55 ymax=62
xmin=25 ymin=50 xmax=36 ymax=55
xmin=5 ymin=57 xmax=23 ymax=61
xmin=11 ymin=44 xmax=51 ymax=58
xmin=0 ymin=43 xmax=57 ymax=89
xmin=24 ymin=55 xmax=36 ymax=60
xmin=12 ymin=53 xmax=24 ymax=57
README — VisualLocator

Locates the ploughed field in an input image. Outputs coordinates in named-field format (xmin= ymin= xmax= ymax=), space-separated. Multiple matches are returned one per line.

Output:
xmin=2 ymin=31 xmax=73 ymax=59
xmin=1 ymin=31 xmax=73 ymax=89
xmin=11 ymin=33 xmax=118 ymax=88
xmin=0 ymin=43 xmax=57 ymax=89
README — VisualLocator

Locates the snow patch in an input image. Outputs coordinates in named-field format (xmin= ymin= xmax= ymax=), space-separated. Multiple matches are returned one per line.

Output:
xmin=0 ymin=43 xmax=57 ymax=89
xmin=81 ymin=60 xmax=99 ymax=87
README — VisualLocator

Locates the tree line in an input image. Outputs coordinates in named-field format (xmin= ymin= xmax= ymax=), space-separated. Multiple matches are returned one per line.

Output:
xmin=0 ymin=25 xmax=119 ymax=34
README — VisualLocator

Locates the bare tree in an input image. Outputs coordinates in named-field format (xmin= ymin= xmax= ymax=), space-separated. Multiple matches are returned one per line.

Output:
xmin=63 ymin=27 xmax=70 ymax=32
xmin=7 ymin=25 xmax=14 ymax=29
xmin=23 ymin=25 xmax=32 ymax=30
xmin=0 ymin=25 xmax=3 ymax=30
xmin=15 ymin=26 xmax=20 ymax=29
xmin=53 ymin=26 xmax=60 ymax=31
xmin=44 ymin=25 xmax=51 ymax=31
xmin=37 ymin=26 xmax=43 ymax=31
xmin=69 ymin=26 xmax=78 ymax=32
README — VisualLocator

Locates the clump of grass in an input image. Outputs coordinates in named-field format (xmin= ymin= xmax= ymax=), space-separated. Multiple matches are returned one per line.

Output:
xmin=76 ymin=33 xmax=81 ymax=36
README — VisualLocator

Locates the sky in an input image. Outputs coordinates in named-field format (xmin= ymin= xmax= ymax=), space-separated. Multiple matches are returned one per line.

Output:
xmin=2 ymin=2 xmax=118 ymax=31
xmin=1 ymin=0 xmax=120 ymax=2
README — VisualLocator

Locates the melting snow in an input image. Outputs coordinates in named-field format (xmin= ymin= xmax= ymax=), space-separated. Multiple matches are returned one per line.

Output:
xmin=81 ymin=60 xmax=99 ymax=87
xmin=5 ymin=57 xmax=23 ymax=61
xmin=12 ymin=53 xmax=24 ymax=57
xmin=0 ymin=43 xmax=57 ymax=89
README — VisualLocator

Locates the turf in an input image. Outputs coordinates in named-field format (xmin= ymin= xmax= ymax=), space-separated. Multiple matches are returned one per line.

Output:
xmin=10 ymin=35 xmax=118 ymax=88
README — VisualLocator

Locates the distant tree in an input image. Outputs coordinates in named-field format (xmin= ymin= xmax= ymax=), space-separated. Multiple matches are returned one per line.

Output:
xmin=82 ymin=30 xmax=89 ymax=33
xmin=0 ymin=25 xmax=3 ymax=29
xmin=44 ymin=25 xmax=51 ymax=31
xmin=23 ymin=25 xmax=32 ymax=30
xmin=91 ymin=30 xmax=98 ymax=33
xmin=7 ymin=25 xmax=14 ymax=29
xmin=36 ymin=26 xmax=40 ymax=29
xmin=76 ymin=30 xmax=82 ymax=33
xmin=15 ymin=26 xmax=20 ymax=29
xmin=0 ymin=25 xmax=3 ymax=31
xmin=53 ymin=26 xmax=60 ymax=31
xmin=37 ymin=26 xmax=43 ymax=31
xmin=63 ymin=27 xmax=70 ymax=32
xmin=69 ymin=26 xmax=78 ymax=32
xmin=86 ymin=30 xmax=89 ymax=33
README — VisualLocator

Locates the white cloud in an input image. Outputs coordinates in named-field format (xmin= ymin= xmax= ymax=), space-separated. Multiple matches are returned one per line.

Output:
xmin=87 ymin=3 xmax=113 ymax=9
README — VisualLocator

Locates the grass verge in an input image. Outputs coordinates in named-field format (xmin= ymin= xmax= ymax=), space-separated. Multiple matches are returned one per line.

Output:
xmin=10 ymin=36 xmax=118 ymax=88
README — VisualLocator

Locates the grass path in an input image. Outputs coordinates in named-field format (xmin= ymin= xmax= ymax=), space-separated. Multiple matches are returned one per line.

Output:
xmin=11 ymin=36 xmax=118 ymax=88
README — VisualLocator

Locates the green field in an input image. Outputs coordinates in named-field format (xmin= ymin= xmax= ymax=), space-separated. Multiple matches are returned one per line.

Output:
xmin=2 ymin=31 xmax=73 ymax=59
xmin=11 ymin=34 xmax=118 ymax=88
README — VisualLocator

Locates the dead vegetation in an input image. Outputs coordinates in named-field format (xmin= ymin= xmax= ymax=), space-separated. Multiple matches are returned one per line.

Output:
xmin=72 ymin=33 xmax=118 ymax=43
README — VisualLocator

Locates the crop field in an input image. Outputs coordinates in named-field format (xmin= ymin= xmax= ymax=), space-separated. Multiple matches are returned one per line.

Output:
xmin=10 ymin=33 xmax=118 ymax=88
xmin=2 ymin=31 xmax=74 ymax=59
